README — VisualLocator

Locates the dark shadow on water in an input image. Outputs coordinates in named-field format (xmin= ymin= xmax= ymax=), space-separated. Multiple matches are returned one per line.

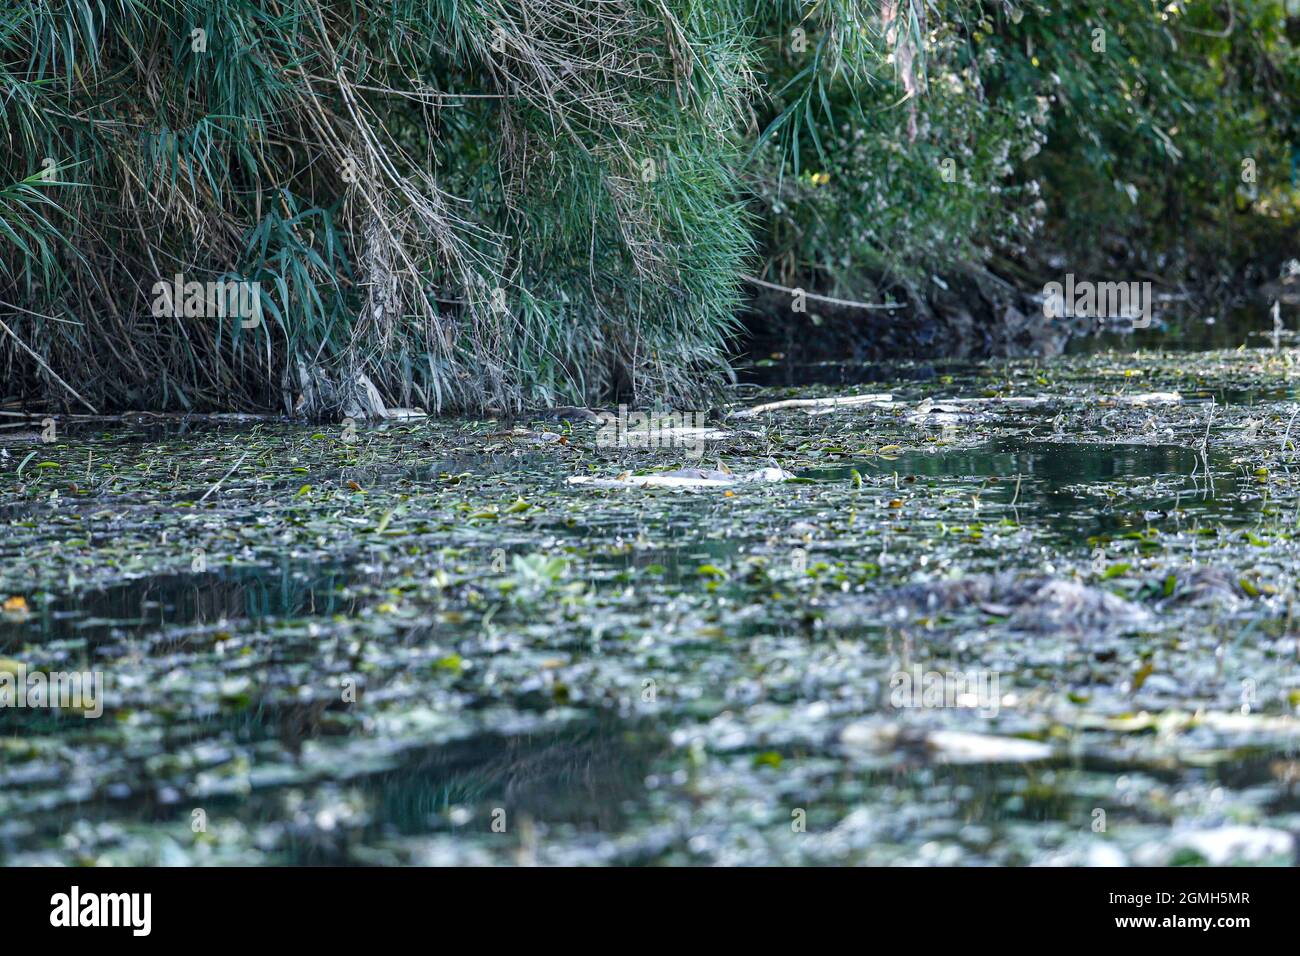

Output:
xmin=0 ymin=559 xmax=357 ymax=652
xmin=738 ymin=359 xmax=967 ymax=389
xmin=359 ymin=717 xmax=665 ymax=835
xmin=0 ymin=714 xmax=667 ymax=865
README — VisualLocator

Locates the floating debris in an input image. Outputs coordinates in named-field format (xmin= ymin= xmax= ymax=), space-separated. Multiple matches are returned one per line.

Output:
xmin=4 ymin=327 xmax=1300 ymax=865
xmin=1167 ymin=826 xmax=1293 ymax=865
xmin=728 ymin=393 xmax=892 ymax=418
xmin=923 ymin=730 xmax=1054 ymax=764
xmin=567 ymin=466 xmax=794 ymax=489
xmin=493 ymin=429 xmax=570 ymax=445
xmin=1154 ymin=566 xmax=1251 ymax=610
xmin=1115 ymin=391 xmax=1182 ymax=406
xmin=839 ymin=722 xmax=1054 ymax=764
xmin=830 ymin=573 xmax=1153 ymax=633
xmin=613 ymin=426 xmax=733 ymax=444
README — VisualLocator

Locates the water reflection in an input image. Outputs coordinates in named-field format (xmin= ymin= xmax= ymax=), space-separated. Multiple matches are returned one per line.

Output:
xmin=0 ymin=559 xmax=357 ymax=651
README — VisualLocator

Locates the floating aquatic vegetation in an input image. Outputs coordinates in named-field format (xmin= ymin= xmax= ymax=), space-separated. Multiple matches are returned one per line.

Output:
xmin=3 ymin=336 xmax=1300 ymax=865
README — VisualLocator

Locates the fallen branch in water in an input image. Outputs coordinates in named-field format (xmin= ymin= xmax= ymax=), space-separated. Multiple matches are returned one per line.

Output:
xmin=743 ymin=276 xmax=905 ymax=311
xmin=198 ymin=452 xmax=249 ymax=504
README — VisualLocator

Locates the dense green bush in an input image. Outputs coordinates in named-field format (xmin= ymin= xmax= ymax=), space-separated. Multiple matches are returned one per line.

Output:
xmin=2 ymin=1 xmax=1296 ymax=415
xmin=1 ymin=0 xmax=757 ymax=414
xmin=752 ymin=0 xmax=1299 ymax=303
xmin=986 ymin=0 xmax=1300 ymax=280
xmin=751 ymin=1 xmax=1042 ymax=292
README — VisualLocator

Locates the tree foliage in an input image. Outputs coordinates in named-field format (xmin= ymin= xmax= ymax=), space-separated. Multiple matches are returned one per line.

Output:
xmin=1 ymin=1 xmax=1295 ymax=414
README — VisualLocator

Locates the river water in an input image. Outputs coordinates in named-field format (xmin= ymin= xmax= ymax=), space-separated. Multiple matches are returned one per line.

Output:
xmin=2 ymin=300 xmax=1298 ymax=865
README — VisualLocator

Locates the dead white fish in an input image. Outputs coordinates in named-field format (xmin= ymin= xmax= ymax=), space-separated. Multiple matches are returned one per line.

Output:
xmin=914 ymin=399 xmax=960 ymax=414
xmin=906 ymin=409 xmax=987 ymax=426
xmin=1071 ymin=709 xmax=1300 ymax=738
xmin=1116 ymin=391 xmax=1182 ymax=406
xmin=616 ymin=426 xmax=733 ymax=443
xmin=567 ymin=465 xmax=794 ymax=489
xmin=383 ymin=407 xmax=427 ymax=420
xmin=840 ymin=722 xmax=1053 ymax=764
xmin=496 ymin=429 xmax=568 ymax=445
xmin=1170 ymin=826 xmax=1294 ymax=865
xmin=906 ymin=395 xmax=1045 ymax=425
xmin=728 ymin=393 xmax=892 ymax=419
xmin=923 ymin=731 xmax=1053 ymax=764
